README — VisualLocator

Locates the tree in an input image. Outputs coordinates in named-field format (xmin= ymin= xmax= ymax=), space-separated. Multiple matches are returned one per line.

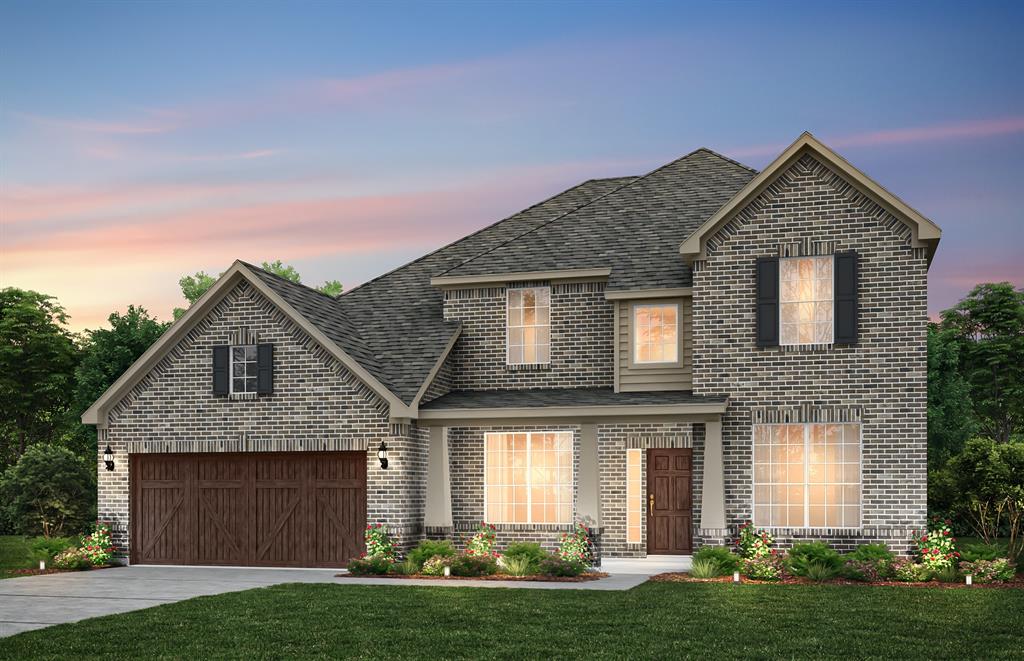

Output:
xmin=0 ymin=289 xmax=78 ymax=469
xmin=69 ymin=306 xmax=170 ymax=456
xmin=927 ymin=324 xmax=976 ymax=466
xmin=0 ymin=444 xmax=96 ymax=537
xmin=940 ymin=282 xmax=1024 ymax=443
xmin=172 ymin=261 xmax=343 ymax=319
xmin=948 ymin=437 xmax=1024 ymax=560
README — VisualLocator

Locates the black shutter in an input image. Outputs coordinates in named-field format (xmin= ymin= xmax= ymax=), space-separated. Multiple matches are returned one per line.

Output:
xmin=756 ymin=257 xmax=780 ymax=347
xmin=834 ymin=251 xmax=859 ymax=345
xmin=212 ymin=345 xmax=229 ymax=395
xmin=257 ymin=344 xmax=274 ymax=394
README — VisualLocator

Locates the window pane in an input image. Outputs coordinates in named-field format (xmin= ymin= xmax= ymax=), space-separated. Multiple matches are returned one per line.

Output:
xmin=779 ymin=256 xmax=835 ymax=346
xmin=232 ymin=378 xmax=246 ymax=392
xmin=232 ymin=347 xmax=245 ymax=361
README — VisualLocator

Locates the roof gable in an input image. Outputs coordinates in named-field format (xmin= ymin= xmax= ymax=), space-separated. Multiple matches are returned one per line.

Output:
xmin=679 ymin=132 xmax=942 ymax=263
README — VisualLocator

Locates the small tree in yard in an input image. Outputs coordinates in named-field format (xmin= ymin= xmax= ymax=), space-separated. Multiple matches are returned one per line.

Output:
xmin=949 ymin=438 xmax=1024 ymax=560
xmin=0 ymin=444 xmax=95 ymax=537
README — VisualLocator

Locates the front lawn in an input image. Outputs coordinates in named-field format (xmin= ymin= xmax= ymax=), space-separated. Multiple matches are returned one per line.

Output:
xmin=1 ymin=581 xmax=1022 ymax=659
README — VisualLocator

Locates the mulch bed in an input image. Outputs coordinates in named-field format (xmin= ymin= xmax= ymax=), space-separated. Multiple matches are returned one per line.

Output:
xmin=337 ymin=571 xmax=608 ymax=582
xmin=5 ymin=565 xmax=119 ymax=578
xmin=650 ymin=572 xmax=1024 ymax=589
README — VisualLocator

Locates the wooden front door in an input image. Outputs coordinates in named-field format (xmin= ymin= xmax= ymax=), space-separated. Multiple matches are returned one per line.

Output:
xmin=646 ymin=448 xmax=693 ymax=554
xmin=131 ymin=452 xmax=366 ymax=567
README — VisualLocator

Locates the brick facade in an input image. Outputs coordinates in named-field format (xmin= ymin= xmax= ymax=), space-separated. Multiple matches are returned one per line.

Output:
xmin=691 ymin=154 xmax=928 ymax=553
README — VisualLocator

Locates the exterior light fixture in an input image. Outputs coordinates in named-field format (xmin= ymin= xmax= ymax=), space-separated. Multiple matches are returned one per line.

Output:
xmin=443 ymin=565 xmax=451 ymax=577
xmin=965 ymin=574 xmax=973 ymax=586
xmin=733 ymin=571 xmax=741 ymax=584
xmin=377 ymin=441 xmax=389 ymax=470
xmin=103 ymin=445 xmax=115 ymax=471
xmin=39 ymin=560 xmax=46 ymax=571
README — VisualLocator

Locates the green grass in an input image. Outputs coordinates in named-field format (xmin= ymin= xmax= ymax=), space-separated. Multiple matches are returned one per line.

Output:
xmin=1 ymin=581 xmax=1022 ymax=659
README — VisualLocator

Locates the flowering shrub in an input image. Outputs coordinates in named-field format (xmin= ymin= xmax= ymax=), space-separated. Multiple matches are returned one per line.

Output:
xmin=421 ymin=555 xmax=453 ymax=576
xmin=842 ymin=558 xmax=891 ymax=582
xmin=347 ymin=555 xmax=392 ymax=575
xmin=364 ymin=523 xmax=395 ymax=561
xmin=51 ymin=548 xmax=90 ymax=571
xmin=959 ymin=558 xmax=1016 ymax=583
xmin=450 ymin=553 xmax=497 ymax=577
xmin=557 ymin=522 xmax=593 ymax=566
xmin=463 ymin=522 xmax=499 ymax=558
xmin=913 ymin=516 xmax=959 ymax=571
xmin=539 ymin=555 xmax=586 ymax=577
xmin=735 ymin=522 xmax=775 ymax=559
xmin=79 ymin=522 xmax=116 ymax=566
xmin=743 ymin=554 xmax=785 ymax=581
xmin=891 ymin=558 xmax=928 ymax=582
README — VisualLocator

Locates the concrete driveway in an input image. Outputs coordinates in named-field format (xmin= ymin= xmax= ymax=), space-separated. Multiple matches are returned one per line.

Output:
xmin=0 ymin=565 xmax=340 ymax=637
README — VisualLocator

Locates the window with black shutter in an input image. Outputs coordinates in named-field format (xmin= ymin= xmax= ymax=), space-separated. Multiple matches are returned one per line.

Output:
xmin=212 ymin=345 xmax=229 ymax=395
xmin=257 ymin=344 xmax=274 ymax=394
xmin=834 ymin=251 xmax=859 ymax=344
xmin=756 ymin=257 xmax=780 ymax=347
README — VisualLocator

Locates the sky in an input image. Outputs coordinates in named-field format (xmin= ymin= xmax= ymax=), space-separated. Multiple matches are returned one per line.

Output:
xmin=1 ymin=1 xmax=1022 ymax=331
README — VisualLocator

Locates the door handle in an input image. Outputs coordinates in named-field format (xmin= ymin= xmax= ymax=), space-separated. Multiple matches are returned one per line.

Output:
xmin=648 ymin=493 xmax=654 ymax=514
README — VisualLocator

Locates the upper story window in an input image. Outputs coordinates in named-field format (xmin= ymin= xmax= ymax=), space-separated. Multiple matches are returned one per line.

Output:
xmin=780 ymin=256 xmax=833 ymax=346
xmin=633 ymin=304 xmax=678 ymax=363
xmin=231 ymin=345 xmax=258 ymax=394
xmin=507 ymin=287 xmax=550 ymax=365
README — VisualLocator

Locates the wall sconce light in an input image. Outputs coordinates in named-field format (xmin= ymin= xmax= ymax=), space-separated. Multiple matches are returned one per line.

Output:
xmin=377 ymin=441 xmax=389 ymax=470
xmin=103 ymin=445 xmax=115 ymax=471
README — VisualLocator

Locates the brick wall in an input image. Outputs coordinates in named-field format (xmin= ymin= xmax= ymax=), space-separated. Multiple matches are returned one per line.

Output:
xmin=691 ymin=153 xmax=929 ymax=553
xmin=443 ymin=281 xmax=614 ymax=390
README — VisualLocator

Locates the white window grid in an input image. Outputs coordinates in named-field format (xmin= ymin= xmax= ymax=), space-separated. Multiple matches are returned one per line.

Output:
xmin=484 ymin=431 xmax=573 ymax=525
xmin=633 ymin=303 xmax=679 ymax=364
xmin=752 ymin=423 xmax=861 ymax=529
xmin=506 ymin=287 xmax=550 ymax=365
xmin=779 ymin=255 xmax=834 ymax=346
xmin=230 ymin=345 xmax=258 ymax=394
xmin=626 ymin=448 xmax=643 ymax=544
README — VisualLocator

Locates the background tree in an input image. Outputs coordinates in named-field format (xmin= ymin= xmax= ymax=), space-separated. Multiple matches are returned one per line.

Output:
xmin=69 ymin=306 xmax=170 ymax=456
xmin=0 ymin=289 xmax=78 ymax=470
xmin=927 ymin=324 xmax=976 ymax=466
xmin=0 ymin=444 xmax=95 ymax=537
xmin=939 ymin=282 xmax=1024 ymax=443
xmin=172 ymin=261 xmax=343 ymax=319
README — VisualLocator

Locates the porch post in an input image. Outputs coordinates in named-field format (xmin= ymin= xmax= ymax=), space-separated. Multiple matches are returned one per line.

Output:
xmin=700 ymin=419 xmax=727 ymax=535
xmin=424 ymin=426 xmax=453 ymax=529
xmin=578 ymin=423 xmax=601 ymax=527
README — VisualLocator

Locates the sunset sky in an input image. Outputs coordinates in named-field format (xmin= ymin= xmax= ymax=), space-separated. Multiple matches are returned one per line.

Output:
xmin=2 ymin=1 xmax=1022 ymax=331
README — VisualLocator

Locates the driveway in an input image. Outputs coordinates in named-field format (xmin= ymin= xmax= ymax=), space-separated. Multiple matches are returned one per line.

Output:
xmin=0 ymin=565 xmax=340 ymax=637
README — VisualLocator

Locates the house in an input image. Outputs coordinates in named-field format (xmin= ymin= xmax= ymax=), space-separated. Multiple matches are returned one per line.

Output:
xmin=83 ymin=133 xmax=940 ymax=566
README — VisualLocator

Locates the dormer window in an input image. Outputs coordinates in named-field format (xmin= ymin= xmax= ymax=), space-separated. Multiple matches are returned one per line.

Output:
xmin=507 ymin=286 xmax=550 ymax=365
xmin=780 ymin=256 xmax=833 ymax=346
xmin=633 ymin=304 xmax=678 ymax=364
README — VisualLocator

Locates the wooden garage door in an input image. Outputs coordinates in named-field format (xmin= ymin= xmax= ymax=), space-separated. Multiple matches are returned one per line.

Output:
xmin=131 ymin=452 xmax=365 ymax=567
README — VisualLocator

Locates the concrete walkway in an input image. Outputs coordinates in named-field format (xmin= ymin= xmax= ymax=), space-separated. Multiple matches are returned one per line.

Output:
xmin=0 ymin=557 xmax=689 ymax=637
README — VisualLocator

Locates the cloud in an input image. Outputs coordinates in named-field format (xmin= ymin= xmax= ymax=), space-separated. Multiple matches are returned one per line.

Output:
xmin=12 ymin=111 xmax=181 ymax=135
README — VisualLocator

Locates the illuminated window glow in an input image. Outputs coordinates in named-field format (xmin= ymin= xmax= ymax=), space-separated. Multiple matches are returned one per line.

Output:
xmin=633 ymin=304 xmax=678 ymax=363
xmin=485 ymin=432 xmax=572 ymax=524
xmin=507 ymin=287 xmax=550 ymax=365
xmin=626 ymin=449 xmax=642 ymax=544
xmin=780 ymin=256 xmax=833 ymax=345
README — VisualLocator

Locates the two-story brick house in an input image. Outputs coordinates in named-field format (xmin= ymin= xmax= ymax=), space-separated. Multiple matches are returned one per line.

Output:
xmin=84 ymin=133 xmax=940 ymax=566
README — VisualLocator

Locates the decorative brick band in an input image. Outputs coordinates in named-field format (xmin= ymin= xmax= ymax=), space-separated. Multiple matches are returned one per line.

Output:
xmin=777 ymin=239 xmax=837 ymax=258
xmin=228 ymin=392 xmax=258 ymax=401
xmin=126 ymin=437 xmax=369 ymax=454
xmin=751 ymin=404 xmax=863 ymax=425
xmin=624 ymin=432 xmax=692 ymax=449
xmin=553 ymin=281 xmax=605 ymax=294
xmin=445 ymin=287 xmax=506 ymax=300
xmin=228 ymin=326 xmax=259 ymax=345
xmin=505 ymin=363 xmax=551 ymax=372
xmin=454 ymin=522 xmax=576 ymax=533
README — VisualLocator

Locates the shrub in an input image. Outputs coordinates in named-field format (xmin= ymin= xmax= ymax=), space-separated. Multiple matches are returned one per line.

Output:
xmin=450 ymin=553 xmax=497 ymax=577
xmin=689 ymin=558 xmax=722 ymax=579
xmin=693 ymin=546 xmax=741 ymax=575
xmin=392 ymin=558 xmax=420 ymax=575
xmin=913 ymin=516 xmax=960 ymax=571
xmin=51 ymin=548 xmax=90 ymax=571
xmin=346 ymin=555 xmax=392 ymax=576
xmin=804 ymin=560 xmax=839 ymax=582
xmin=407 ymin=539 xmax=456 ymax=569
xmin=539 ymin=555 xmax=586 ymax=577
xmin=959 ymin=558 xmax=1016 ymax=583
xmin=743 ymin=554 xmax=784 ymax=581
xmin=30 ymin=536 xmax=78 ymax=559
xmin=0 ymin=444 xmax=95 ymax=537
xmin=79 ymin=521 xmax=116 ymax=566
xmin=930 ymin=564 xmax=960 ymax=583
xmin=787 ymin=542 xmax=843 ymax=577
xmin=462 ymin=522 xmax=498 ymax=558
xmin=421 ymin=555 xmax=453 ymax=576
xmin=891 ymin=558 xmax=928 ymax=582
xmin=504 ymin=541 xmax=547 ymax=573
xmin=501 ymin=554 xmax=534 ymax=577
xmin=735 ymin=522 xmax=775 ymax=559
xmin=557 ymin=522 xmax=594 ymax=566
xmin=842 ymin=558 xmax=890 ymax=582
xmin=960 ymin=542 xmax=1005 ymax=563
xmin=847 ymin=543 xmax=895 ymax=563
xmin=364 ymin=523 xmax=395 ymax=561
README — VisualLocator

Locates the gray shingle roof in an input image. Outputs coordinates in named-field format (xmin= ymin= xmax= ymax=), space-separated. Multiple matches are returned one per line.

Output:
xmin=436 ymin=149 xmax=756 ymax=290
xmin=420 ymin=387 xmax=726 ymax=410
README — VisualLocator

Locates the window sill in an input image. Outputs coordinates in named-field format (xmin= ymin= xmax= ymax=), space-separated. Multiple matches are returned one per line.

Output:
xmin=505 ymin=363 xmax=551 ymax=372
xmin=228 ymin=392 xmax=259 ymax=401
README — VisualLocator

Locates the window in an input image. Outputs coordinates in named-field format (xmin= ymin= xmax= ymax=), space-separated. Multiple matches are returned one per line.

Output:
xmin=780 ymin=255 xmax=833 ymax=346
xmin=753 ymin=423 xmax=860 ymax=528
xmin=231 ymin=345 xmax=258 ymax=394
xmin=507 ymin=287 xmax=550 ymax=365
xmin=626 ymin=449 xmax=642 ymax=544
xmin=485 ymin=431 xmax=572 ymax=524
xmin=633 ymin=304 xmax=678 ymax=363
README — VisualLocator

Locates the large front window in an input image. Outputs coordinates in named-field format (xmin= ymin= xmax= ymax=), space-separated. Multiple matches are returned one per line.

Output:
xmin=633 ymin=304 xmax=678 ymax=363
xmin=507 ymin=287 xmax=550 ymax=365
xmin=753 ymin=423 xmax=861 ymax=528
xmin=485 ymin=431 xmax=572 ymax=524
xmin=780 ymin=255 xmax=833 ymax=346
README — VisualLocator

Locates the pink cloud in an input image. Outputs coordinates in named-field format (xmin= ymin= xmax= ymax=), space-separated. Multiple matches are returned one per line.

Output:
xmin=13 ymin=111 xmax=181 ymax=135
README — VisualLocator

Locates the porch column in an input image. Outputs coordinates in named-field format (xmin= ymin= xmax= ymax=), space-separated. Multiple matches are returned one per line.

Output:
xmin=424 ymin=426 xmax=453 ymax=529
xmin=578 ymin=424 xmax=601 ymax=527
xmin=700 ymin=420 xmax=726 ymax=533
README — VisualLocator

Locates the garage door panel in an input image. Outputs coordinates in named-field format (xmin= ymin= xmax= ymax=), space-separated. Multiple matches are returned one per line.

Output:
xmin=132 ymin=452 xmax=365 ymax=568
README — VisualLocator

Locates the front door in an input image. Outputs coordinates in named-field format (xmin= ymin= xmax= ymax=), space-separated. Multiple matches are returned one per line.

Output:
xmin=646 ymin=448 xmax=693 ymax=554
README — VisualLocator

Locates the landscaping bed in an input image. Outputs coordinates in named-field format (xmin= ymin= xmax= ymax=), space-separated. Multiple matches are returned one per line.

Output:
xmin=651 ymin=571 xmax=1024 ymax=589
xmin=339 ymin=570 xmax=607 ymax=582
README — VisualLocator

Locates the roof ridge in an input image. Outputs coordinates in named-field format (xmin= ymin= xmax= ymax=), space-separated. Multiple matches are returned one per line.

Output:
xmin=436 ymin=148 xmax=718 ymax=277
xmin=339 ymin=176 xmax=636 ymax=298
xmin=693 ymin=147 xmax=759 ymax=174
xmin=237 ymin=260 xmax=342 ymax=303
